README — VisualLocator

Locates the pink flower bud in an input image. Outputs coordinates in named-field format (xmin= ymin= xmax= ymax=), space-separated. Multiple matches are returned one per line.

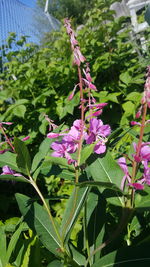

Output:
xmin=131 ymin=121 xmax=141 ymax=126
xmin=127 ymin=183 xmax=144 ymax=190
xmin=22 ymin=136 xmax=30 ymax=141
xmin=47 ymin=133 xmax=60 ymax=139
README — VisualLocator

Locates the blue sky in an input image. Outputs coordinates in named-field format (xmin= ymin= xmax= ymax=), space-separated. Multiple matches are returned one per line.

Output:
xmin=19 ymin=0 xmax=37 ymax=8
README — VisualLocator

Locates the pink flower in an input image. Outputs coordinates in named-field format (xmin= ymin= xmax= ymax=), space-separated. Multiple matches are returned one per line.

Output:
xmin=127 ymin=183 xmax=144 ymax=190
xmin=118 ymin=157 xmax=131 ymax=190
xmin=85 ymin=118 xmax=111 ymax=154
xmin=82 ymin=78 xmax=97 ymax=90
xmin=51 ymin=140 xmax=76 ymax=161
xmin=68 ymin=84 xmax=79 ymax=101
xmin=73 ymin=46 xmax=86 ymax=66
xmin=88 ymin=103 xmax=108 ymax=109
xmin=143 ymin=161 xmax=150 ymax=185
xmin=1 ymin=165 xmax=21 ymax=176
xmin=82 ymin=67 xmax=97 ymax=90
xmin=50 ymin=120 xmax=85 ymax=162
xmin=0 ymin=149 xmax=9 ymax=154
xmin=142 ymin=77 xmax=150 ymax=108
xmin=63 ymin=120 xmax=84 ymax=143
xmin=70 ymin=33 xmax=78 ymax=46
xmin=131 ymin=121 xmax=141 ymax=126
xmin=64 ymin=18 xmax=72 ymax=35
xmin=0 ymin=122 xmax=13 ymax=126
xmin=133 ymin=142 xmax=150 ymax=162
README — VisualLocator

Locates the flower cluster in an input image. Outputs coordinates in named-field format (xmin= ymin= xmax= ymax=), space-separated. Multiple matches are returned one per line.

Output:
xmin=47 ymin=118 xmax=111 ymax=164
xmin=118 ymin=142 xmax=150 ymax=191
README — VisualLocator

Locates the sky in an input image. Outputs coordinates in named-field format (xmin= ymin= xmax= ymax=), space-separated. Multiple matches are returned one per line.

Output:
xmin=19 ymin=0 xmax=37 ymax=8
xmin=0 ymin=0 xmax=60 ymax=53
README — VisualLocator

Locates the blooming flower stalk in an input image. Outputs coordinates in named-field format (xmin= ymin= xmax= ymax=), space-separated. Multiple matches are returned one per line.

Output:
xmin=118 ymin=67 xmax=150 ymax=200
xmin=47 ymin=19 xmax=111 ymax=175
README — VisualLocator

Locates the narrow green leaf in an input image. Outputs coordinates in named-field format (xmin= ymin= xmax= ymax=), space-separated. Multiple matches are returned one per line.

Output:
xmin=14 ymin=138 xmax=31 ymax=175
xmin=0 ymin=227 xmax=7 ymax=267
xmin=15 ymin=193 xmax=62 ymax=257
xmin=6 ymin=223 xmax=25 ymax=264
xmin=86 ymin=192 xmax=106 ymax=262
xmin=0 ymin=175 xmax=29 ymax=183
xmin=91 ymin=245 xmax=150 ymax=267
xmin=21 ymin=236 xmax=38 ymax=267
xmin=86 ymin=152 xmax=124 ymax=207
xmin=76 ymin=181 xmax=123 ymax=193
xmin=60 ymin=187 xmax=90 ymax=243
xmin=68 ymin=243 xmax=86 ymax=266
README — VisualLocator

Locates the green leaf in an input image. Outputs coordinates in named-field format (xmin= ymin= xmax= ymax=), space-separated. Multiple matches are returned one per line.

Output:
xmin=47 ymin=260 xmax=63 ymax=267
xmin=21 ymin=236 xmax=37 ymax=267
xmin=122 ymin=101 xmax=135 ymax=116
xmin=80 ymin=144 xmax=95 ymax=165
xmin=120 ymin=72 xmax=132 ymax=85
xmin=125 ymin=92 xmax=141 ymax=102
xmin=0 ymin=152 xmax=20 ymax=172
xmin=91 ymin=245 xmax=150 ymax=267
xmin=85 ymin=192 xmax=106 ymax=262
xmin=14 ymin=138 xmax=31 ymax=175
xmin=0 ymin=175 xmax=29 ymax=183
xmin=68 ymin=243 xmax=86 ymax=266
xmin=135 ymin=186 xmax=150 ymax=211
xmin=1 ymin=99 xmax=28 ymax=121
xmin=15 ymin=193 xmax=62 ymax=257
xmin=45 ymin=156 xmax=75 ymax=171
xmin=31 ymin=138 xmax=52 ymax=173
xmin=76 ymin=181 xmax=123 ymax=193
xmin=39 ymin=159 xmax=75 ymax=181
xmin=108 ymin=93 xmax=121 ymax=103
xmin=6 ymin=223 xmax=25 ymax=264
xmin=0 ymin=227 xmax=7 ymax=267
xmin=60 ymin=187 xmax=90 ymax=243
xmin=86 ymin=152 xmax=124 ymax=206
xmin=13 ymin=105 xmax=26 ymax=118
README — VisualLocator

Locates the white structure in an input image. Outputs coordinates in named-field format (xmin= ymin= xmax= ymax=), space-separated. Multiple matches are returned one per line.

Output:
xmin=127 ymin=0 xmax=150 ymax=33
xmin=111 ymin=0 xmax=150 ymax=33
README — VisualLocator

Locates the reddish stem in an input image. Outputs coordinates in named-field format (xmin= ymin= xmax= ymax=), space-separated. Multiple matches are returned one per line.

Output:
xmin=76 ymin=66 xmax=85 ymax=179
xmin=0 ymin=125 xmax=15 ymax=152
xmin=126 ymin=102 xmax=148 ymax=208
xmin=131 ymin=102 xmax=147 ymax=183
